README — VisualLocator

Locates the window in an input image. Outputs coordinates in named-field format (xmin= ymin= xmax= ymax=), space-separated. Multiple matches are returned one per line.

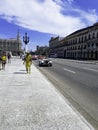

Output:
xmin=92 ymin=44 xmax=94 ymax=47
xmin=84 ymin=45 xmax=86 ymax=49
xmin=75 ymin=38 xmax=77 ymax=44
xmin=82 ymin=36 xmax=83 ymax=42
xmin=92 ymin=33 xmax=95 ymax=38
xmin=88 ymin=34 xmax=91 ymax=40
xmin=79 ymin=37 xmax=80 ymax=43
xmin=85 ymin=35 xmax=87 ymax=41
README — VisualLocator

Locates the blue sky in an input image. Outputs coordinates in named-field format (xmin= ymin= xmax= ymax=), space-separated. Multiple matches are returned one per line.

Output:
xmin=0 ymin=0 xmax=98 ymax=51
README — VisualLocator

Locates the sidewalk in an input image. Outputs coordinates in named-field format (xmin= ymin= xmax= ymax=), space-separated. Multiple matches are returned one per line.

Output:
xmin=0 ymin=57 xmax=95 ymax=130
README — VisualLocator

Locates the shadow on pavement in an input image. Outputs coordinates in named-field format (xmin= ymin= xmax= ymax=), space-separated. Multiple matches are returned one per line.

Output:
xmin=14 ymin=72 xmax=26 ymax=74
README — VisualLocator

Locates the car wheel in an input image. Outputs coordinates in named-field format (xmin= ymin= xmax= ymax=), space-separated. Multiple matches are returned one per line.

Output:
xmin=39 ymin=63 xmax=41 ymax=67
xmin=49 ymin=63 xmax=52 ymax=67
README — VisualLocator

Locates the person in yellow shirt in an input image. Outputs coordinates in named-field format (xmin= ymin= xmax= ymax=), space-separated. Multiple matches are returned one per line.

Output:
xmin=23 ymin=52 xmax=32 ymax=73
xmin=1 ymin=53 xmax=7 ymax=70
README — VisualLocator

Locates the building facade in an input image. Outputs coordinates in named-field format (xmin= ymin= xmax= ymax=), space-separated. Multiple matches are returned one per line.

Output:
xmin=49 ymin=23 xmax=98 ymax=60
xmin=0 ymin=31 xmax=22 ymax=56
xmin=36 ymin=45 xmax=49 ymax=56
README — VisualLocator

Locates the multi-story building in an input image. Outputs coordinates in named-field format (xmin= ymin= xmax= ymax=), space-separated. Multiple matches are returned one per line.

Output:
xmin=36 ymin=45 xmax=49 ymax=56
xmin=49 ymin=23 xmax=98 ymax=60
xmin=49 ymin=36 xmax=65 ymax=57
xmin=0 ymin=30 xmax=22 ymax=56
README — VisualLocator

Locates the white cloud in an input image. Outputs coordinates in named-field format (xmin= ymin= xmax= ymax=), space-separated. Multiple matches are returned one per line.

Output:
xmin=67 ymin=0 xmax=74 ymax=4
xmin=0 ymin=0 xmax=98 ymax=37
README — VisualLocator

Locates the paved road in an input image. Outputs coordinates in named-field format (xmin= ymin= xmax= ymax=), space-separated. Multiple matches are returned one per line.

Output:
xmin=0 ymin=58 xmax=95 ymax=130
xmin=34 ymin=58 xmax=98 ymax=129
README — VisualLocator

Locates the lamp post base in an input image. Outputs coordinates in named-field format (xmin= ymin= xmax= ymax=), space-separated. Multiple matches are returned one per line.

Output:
xmin=25 ymin=44 xmax=28 ymax=52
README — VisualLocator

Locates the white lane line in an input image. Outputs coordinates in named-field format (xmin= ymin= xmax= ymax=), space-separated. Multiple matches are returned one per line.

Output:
xmin=82 ymin=67 xmax=98 ymax=72
xmin=73 ymin=65 xmax=98 ymax=72
xmin=66 ymin=64 xmax=98 ymax=73
xmin=64 ymin=68 xmax=76 ymax=74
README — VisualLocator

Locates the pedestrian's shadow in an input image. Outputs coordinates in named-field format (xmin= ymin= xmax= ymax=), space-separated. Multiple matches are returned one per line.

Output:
xmin=14 ymin=71 xmax=26 ymax=74
xmin=14 ymin=70 xmax=26 ymax=74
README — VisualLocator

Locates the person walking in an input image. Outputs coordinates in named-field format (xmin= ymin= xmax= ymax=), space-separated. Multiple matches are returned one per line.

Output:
xmin=1 ymin=53 xmax=7 ymax=70
xmin=23 ymin=52 xmax=32 ymax=73
xmin=7 ymin=53 xmax=11 ymax=63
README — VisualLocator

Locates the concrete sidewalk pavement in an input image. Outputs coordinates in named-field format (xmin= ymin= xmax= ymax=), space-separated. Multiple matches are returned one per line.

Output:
xmin=0 ymin=57 xmax=95 ymax=130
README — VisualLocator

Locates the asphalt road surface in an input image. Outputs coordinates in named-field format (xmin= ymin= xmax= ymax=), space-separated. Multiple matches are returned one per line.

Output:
xmin=33 ymin=58 xmax=98 ymax=130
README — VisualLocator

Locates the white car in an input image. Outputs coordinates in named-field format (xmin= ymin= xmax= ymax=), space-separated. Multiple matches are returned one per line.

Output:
xmin=39 ymin=58 xmax=52 ymax=67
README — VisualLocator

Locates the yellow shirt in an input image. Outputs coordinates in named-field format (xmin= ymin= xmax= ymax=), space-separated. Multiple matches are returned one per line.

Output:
xmin=2 ymin=55 xmax=6 ymax=61
xmin=25 ymin=54 xmax=32 ymax=62
xmin=25 ymin=54 xmax=32 ymax=67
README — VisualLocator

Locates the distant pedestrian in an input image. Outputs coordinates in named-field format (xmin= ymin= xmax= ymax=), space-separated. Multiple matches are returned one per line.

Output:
xmin=1 ymin=53 xmax=7 ymax=70
xmin=20 ymin=54 xmax=22 ymax=59
xmin=7 ymin=53 xmax=11 ymax=63
xmin=23 ymin=52 xmax=32 ymax=73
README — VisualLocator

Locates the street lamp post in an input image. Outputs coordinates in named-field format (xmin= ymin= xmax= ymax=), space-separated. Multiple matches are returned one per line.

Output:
xmin=23 ymin=32 xmax=29 ymax=53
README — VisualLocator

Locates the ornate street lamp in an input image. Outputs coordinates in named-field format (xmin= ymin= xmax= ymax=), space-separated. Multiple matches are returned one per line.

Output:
xmin=23 ymin=32 xmax=29 ymax=52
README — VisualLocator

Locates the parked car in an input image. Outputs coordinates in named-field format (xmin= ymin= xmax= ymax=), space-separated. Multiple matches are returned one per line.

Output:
xmin=32 ymin=55 xmax=38 ymax=60
xmin=39 ymin=58 xmax=52 ymax=67
xmin=38 ymin=55 xmax=46 ymax=59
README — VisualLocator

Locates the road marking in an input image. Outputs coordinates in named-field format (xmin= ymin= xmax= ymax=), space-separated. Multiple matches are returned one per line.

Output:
xmin=82 ymin=67 xmax=98 ymax=72
xmin=66 ymin=64 xmax=98 ymax=73
xmin=64 ymin=68 xmax=76 ymax=74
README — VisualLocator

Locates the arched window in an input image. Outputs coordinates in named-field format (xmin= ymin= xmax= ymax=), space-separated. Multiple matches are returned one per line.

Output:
xmin=88 ymin=34 xmax=91 ymax=40
xmin=92 ymin=33 xmax=95 ymax=38
xmin=79 ymin=37 xmax=80 ymax=43
xmin=85 ymin=35 xmax=87 ymax=41
xmin=82 ymin=36 xmax=83 ymax=42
